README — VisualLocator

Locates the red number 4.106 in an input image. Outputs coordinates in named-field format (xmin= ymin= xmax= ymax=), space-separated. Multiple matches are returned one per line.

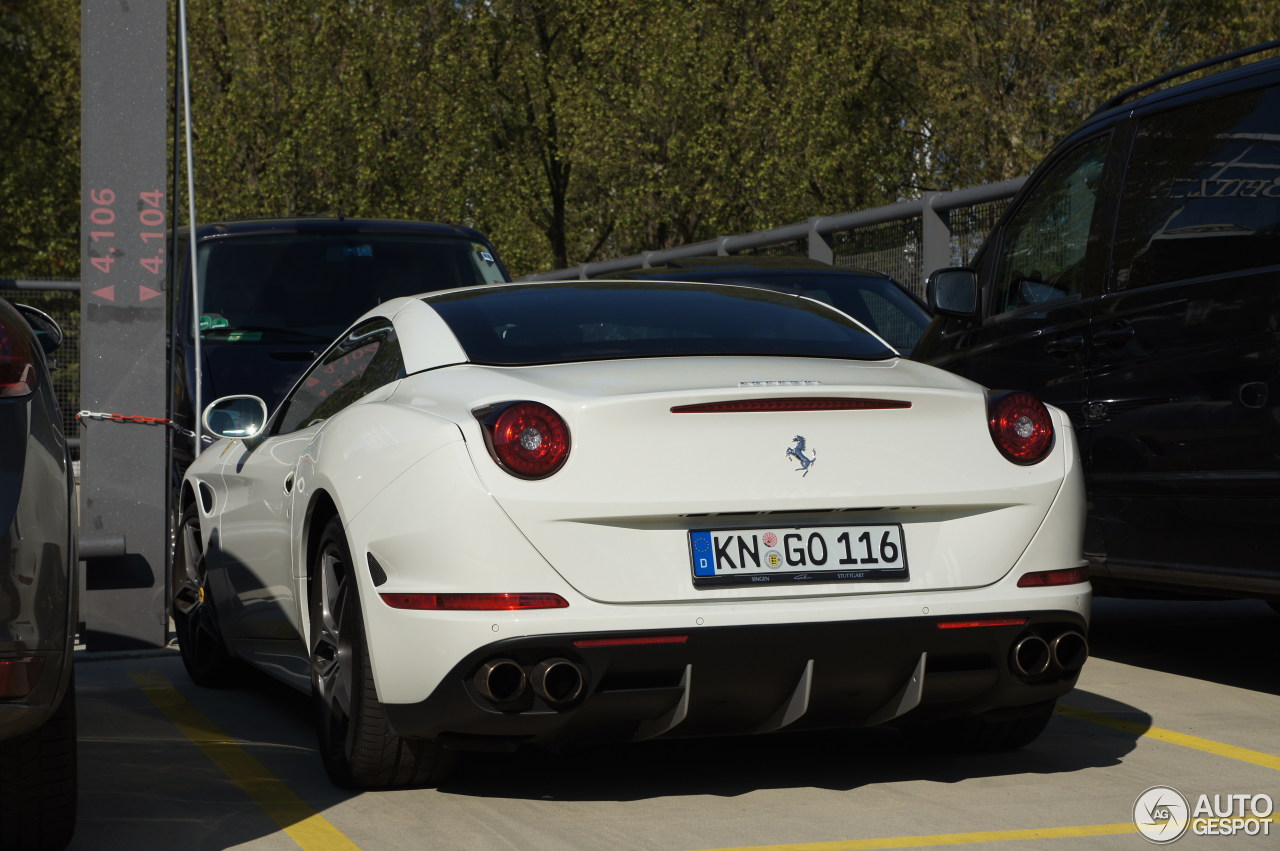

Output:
xmin=87 ymin=187 xmax=117 ymax=275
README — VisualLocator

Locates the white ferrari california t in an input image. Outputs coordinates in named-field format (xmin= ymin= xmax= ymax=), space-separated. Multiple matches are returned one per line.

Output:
xmin=173 ymin=279 xmax=1090 ymax=788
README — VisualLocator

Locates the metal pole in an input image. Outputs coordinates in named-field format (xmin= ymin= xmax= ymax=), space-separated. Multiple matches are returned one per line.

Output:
xmin=920 ymin=192 xmax=953 ymax=281
xmin=807 ymin=218 xmax=834 ymax=265
xmin=178 ymin=0 xmax=202 ymax=451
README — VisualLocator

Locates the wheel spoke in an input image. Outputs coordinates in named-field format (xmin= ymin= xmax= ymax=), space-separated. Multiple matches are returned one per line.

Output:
xmin=313 ymin=542 xmax=353 ymax=723
xmin=174 ymin=519 xmax=207 ymax=613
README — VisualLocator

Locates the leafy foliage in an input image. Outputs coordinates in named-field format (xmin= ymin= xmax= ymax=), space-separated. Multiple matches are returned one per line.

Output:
xmin=2 ymin=0 xmax=1279 ymax=278
xmin=0 ymin=0 xmax=79 ymax=279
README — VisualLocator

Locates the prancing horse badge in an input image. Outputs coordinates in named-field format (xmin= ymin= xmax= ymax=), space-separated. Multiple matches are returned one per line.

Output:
xmin=786 ymin=435 xmax=816 ymax=476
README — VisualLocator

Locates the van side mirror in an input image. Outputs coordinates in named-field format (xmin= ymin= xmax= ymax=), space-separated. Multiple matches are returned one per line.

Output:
xmin=926 ymin=268 xmax=979 ymax=318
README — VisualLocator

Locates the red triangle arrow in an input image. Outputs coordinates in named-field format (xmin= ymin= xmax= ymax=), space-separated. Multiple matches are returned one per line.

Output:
xmin=93 ymin=285 xmax=115 ymax=302
xmin=139 ymin=284 xmax=162 ymax=302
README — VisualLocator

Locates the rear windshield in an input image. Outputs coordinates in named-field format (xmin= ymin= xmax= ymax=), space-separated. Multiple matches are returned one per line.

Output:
xmin=427 ymin=282 xmax=896 ymax=365
xmin=627 ymin=269 xmax=929 ymax=356
xmin=194 ymin=234 xmax=507 ymax=343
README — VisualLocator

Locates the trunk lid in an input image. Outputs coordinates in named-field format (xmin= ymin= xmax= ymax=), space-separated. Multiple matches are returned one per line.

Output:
xmin=401 ymin=357 xmax=1068 ymax=603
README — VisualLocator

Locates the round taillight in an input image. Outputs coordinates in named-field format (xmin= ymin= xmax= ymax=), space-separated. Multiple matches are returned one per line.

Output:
xmin=488 ymin=401 xmax=570 ymax=478
xmin=987 ymin=391 xmax=1054 ymax=465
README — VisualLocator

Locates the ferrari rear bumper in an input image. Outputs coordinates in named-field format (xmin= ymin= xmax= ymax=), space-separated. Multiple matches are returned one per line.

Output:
xmin=383 ymin=609 xmax=1086 ymax=750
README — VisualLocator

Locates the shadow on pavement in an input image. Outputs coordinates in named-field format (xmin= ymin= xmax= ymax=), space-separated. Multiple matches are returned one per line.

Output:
xmin=1087 ymin=597 xmax=1279 ymax=695
xmin=82 ymin=600 xmax=1258 ymax=823
xmin=441 ymin=688 xmax=1145 ymax=803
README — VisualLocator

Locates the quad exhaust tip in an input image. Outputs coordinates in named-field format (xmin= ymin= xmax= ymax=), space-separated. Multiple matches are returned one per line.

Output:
xmin=473 ymin=658 xmax=527 ymax=705
xmin=1051 ymin=630 xmax=1088 ymax=672
xmin=1011 ymin=629 xmax=1089 ymax=678
xmin=473 ymin=657 xmax=587 ymax=708
xmin=1012 ymin=634 xmax=1051 ymax=677
xmin=531 ymin=658 xmax=585 ymax=706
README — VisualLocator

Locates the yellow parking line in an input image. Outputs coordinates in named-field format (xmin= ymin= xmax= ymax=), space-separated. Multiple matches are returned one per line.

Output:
xmin=698 ymin=704 xmax=1280 ymax=851
xmin=690 ymin=823 xmax=1135 ymax=851
xmin=1057 ymin=703 xmax=1280 ymax=771
xmin=129 ymin=671 xmax=360 ymax=851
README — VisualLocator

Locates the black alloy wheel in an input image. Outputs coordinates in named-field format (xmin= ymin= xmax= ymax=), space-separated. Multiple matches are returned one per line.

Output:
xmin=172 ymin=503 xmax=236 ymax=687
xmin=309 ymin=515 xmax=453 ymax=788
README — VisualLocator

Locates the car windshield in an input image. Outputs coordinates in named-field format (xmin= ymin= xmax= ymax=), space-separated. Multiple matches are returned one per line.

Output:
xmin=194 ymin=234 xmax=506 ymax=342
xmin=427 ymin=282 xmax=897 ymax=365
xmin=632 ymin=269 xmax=930 ymax=356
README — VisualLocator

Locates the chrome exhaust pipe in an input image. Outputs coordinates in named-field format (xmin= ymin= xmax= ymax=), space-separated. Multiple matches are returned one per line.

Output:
xmin=530 ymin=658 xmax=585 ymax=706
xmin=473 ymin=658 xmax=527 ymax=705
xmin=1050 ymin=630 xmax=1088 ymax=672
xmin=1011 ymin=634 xmax=1051 ymax=677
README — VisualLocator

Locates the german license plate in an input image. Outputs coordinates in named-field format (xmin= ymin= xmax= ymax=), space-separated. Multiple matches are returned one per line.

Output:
xmin=689 ymin=524 xmax=908 ymax=587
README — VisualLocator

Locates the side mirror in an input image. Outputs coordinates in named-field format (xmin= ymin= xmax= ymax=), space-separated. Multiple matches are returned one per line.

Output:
xmin=15 ymin=304 xmax=64 ymax=355
xmin=202 ymin=395 xmax=269 ymax=440
xmin=926 ymin=267 xmax=979 ymax=318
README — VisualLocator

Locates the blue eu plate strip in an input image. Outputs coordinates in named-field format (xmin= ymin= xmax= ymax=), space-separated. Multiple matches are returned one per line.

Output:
xmin=690 ymin=531 xmax=716 ymax=576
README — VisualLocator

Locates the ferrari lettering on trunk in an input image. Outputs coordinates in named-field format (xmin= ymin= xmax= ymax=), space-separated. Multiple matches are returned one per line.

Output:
xmin=690 ymin=524 xmax=908 ymax=587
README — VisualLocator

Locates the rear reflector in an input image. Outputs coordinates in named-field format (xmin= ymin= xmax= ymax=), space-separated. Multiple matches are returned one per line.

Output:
xmin=0 ymin=656 xmax=44 ymax=698
xmin=572 ymin=635 xmax=689 ymax=648
xmin=379 ymin=592 xmax=569 ymax=611
xmin=936 ymin=618 xmax=1029 ymax=630
xmin=672 ymin=397 xmax=911 ymax=413
xmin=1017 ymin=567 xmax=1090 ymax=587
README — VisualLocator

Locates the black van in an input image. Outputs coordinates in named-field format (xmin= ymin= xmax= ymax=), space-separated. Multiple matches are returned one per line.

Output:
xmin=166 ymin=217 xmax=510 ymax=501
xmin=915 ymin=42 xmax=1280 ymax=604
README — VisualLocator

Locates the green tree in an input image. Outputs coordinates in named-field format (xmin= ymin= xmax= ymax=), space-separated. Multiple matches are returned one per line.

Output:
xmin=886 ymin=0 xmax=1280 ymax=189
xmin=0 ymin=0 xmax=79 ymax=279
xmin=5 ymin=1 xmax=1280 ymax=280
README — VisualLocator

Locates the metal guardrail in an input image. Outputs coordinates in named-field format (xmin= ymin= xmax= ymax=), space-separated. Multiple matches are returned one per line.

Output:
xmin=517 ymin=178 xmax=1027 ymax=296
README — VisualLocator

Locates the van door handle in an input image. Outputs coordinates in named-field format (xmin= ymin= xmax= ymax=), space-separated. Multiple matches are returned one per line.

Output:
xmin=1093 ymin=324 xmax=1135 ymax=346
xmin=1044 ymin=335 xmax=1084 ymax=354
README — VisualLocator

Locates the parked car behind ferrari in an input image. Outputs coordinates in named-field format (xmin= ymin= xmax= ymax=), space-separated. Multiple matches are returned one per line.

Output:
xmin=609 ymin=256 xmax=932 ymax=357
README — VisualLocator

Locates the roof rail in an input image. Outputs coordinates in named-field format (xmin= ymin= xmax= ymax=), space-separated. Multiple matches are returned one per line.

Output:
xmin=1093 ymin=39 xmax=1280 ymax=115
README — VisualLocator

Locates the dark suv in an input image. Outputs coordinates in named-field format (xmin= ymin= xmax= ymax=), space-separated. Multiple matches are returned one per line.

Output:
xmin=0 ymin=297 xmax=77 ymax=849
xmin=916 ymin=42 xmax=1280 ymax=604
xmin=167 ymin=217 xmax=510 ymax=486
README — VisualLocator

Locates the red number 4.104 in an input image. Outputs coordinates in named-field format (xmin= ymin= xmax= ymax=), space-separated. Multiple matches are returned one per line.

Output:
xmin=138 ymin=190 xmax=165 ymax=275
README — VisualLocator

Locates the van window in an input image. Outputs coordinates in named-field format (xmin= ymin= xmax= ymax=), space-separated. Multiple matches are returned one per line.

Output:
xmin=1112 ymin=86 xmax=1280 ymax=289
xmin=990 ymin=136 xmax=1109 ymax=316
xmin=194 ymin=234 xmax=507 ymax=343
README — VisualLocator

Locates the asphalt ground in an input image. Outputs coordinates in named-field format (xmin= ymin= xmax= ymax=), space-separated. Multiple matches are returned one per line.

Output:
xmin=66 ymin=598 xmax=1279 ymax=850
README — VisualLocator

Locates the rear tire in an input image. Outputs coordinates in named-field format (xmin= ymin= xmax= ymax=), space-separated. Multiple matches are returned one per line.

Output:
xmin=309 ymin=516 xmax=453 ymax=788
xmin=0 ymin=667 xmax=77 ymax=851
xmin=172 ymin=503 xmax=236 ymax=687
xmin=901 ymin=700 xmax=1057 ymax=752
